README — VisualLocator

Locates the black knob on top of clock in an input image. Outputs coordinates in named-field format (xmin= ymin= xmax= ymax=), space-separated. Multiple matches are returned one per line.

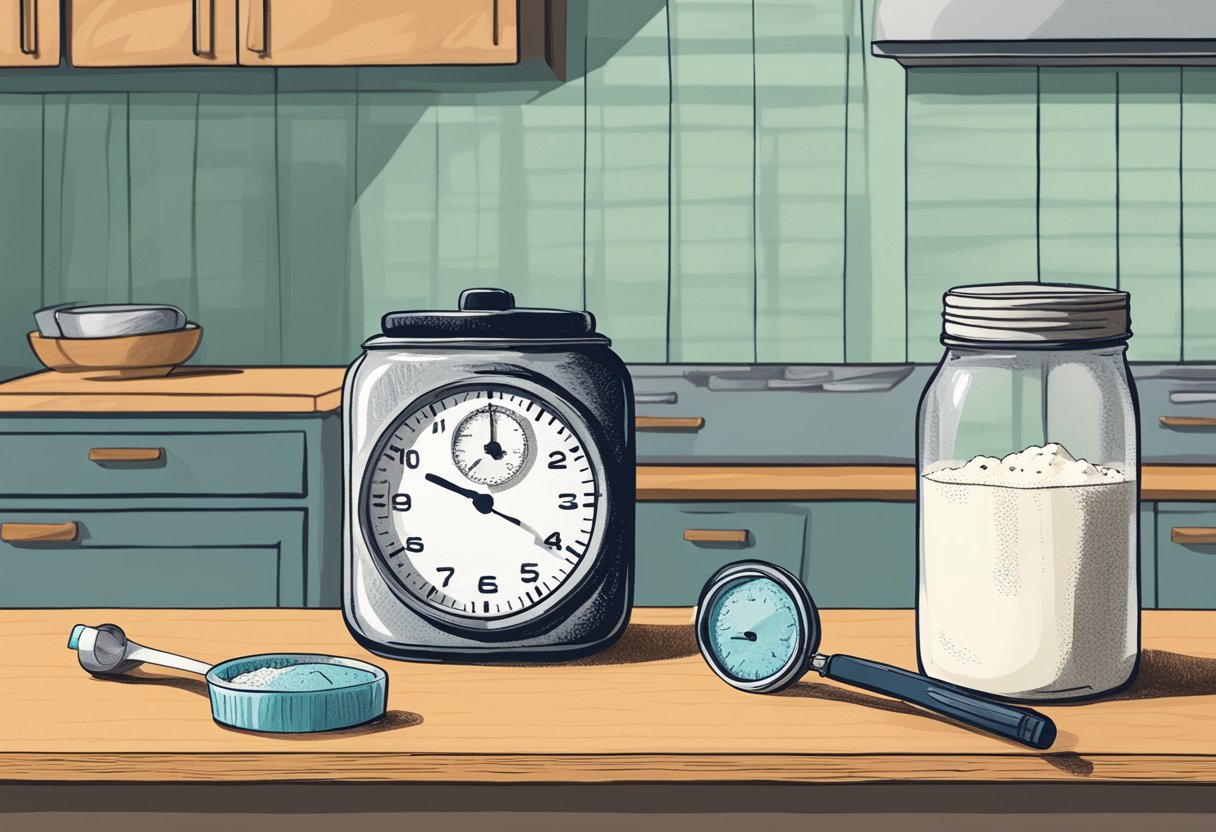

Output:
xmin=381 ymin=287 xmax=597 ymax=340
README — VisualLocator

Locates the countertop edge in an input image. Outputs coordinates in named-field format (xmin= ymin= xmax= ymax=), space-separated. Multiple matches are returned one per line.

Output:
xmin=4 ymin=752 xmax=1216 ymax=784
xmin=636 ymin=465 xmax=1216 ymax=502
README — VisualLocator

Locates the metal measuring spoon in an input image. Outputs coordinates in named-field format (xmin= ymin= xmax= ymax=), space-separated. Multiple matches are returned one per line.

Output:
xmin=67 ymin=623 xmax=388 ymax=733
xmin=69 ymin=623 xmax=212 ymax=677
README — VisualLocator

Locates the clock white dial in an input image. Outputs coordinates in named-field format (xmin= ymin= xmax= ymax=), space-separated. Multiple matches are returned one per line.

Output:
xmin=361 ymin=386 xmax=604 ymax=622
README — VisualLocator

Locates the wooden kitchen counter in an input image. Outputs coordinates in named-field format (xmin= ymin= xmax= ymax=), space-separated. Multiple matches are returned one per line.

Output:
xmin=4 ymin=608 xmax=1216 ymax=784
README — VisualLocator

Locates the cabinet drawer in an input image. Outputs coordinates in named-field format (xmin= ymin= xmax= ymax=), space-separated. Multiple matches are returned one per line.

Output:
xmin=0 ymin=509 xmax=303 ymax=607
xmin=804 ymin=502 xmax=915 ymax=608
xmin=635 ymin=504 xmax=805 ymax=606
xmin=0 ymin=431 xmax=305 ymax=498
xmin=1157 ymin=505 xmax=1216 ymax=609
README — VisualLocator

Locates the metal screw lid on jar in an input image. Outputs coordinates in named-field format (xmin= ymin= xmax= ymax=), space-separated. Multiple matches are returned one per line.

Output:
xmin=381 ymin=288 xmax=597 ymax=340
xmin=942 ymin=282 xmax=1131 ymax=348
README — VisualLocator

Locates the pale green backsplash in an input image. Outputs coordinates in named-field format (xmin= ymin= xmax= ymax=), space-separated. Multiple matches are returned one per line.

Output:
xmin=0 ymin=1 xmax=1211 ymax=373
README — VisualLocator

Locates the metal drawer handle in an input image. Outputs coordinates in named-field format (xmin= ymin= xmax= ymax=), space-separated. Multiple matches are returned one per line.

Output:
xmin=193 ymin=0 xmax=214 ymax=57
xmin=1161 ymin=416 xmax=1216 ymax=428
xmin=2 ymin=522 xmax=78 ymax=543
xmin=492 ymin=0 xmax=499 ymax=46
xmin=19 ymin=0 xmax=37 ymax=55
xmin=636 ymin=416 xmax=705 ymax=431
xmin=247 ymin=0 xmax=268 ymax=54
xmin=635 ymin=392 xmax=678 ymax=405
xmin=89 ymin=447 xmax=165 ymax=463
xmin=1172 ymin=527 xmax=1216 ymax=545
xmin=684 ymin=529 xmax=750 ymax=545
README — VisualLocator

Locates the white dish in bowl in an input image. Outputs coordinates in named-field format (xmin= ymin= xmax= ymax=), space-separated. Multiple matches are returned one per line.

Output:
xmin=55 ymin=304 xmax=186 ymax=339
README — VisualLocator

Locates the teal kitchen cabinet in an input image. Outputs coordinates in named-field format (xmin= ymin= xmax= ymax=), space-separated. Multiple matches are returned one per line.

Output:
xmin=635 ymin=503 xmax=807 ymax=606
xmin=635 ymin=501 xmax=917 ymax=608
xmin=0 ymin=509 xmax=303 ymax=607
xmin=0 ymin=369 xmax=344 ymax=608
xmin=803 ymin=502 xmax=916 ymax=608
xmin=1141 ymin=503 xmax=1157 ymax=609
xmin=1156 ymin=503 xmax=1216 ymax=609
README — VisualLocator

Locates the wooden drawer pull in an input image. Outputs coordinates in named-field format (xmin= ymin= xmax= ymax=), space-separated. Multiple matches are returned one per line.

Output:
xmin=636 ymin=416 xmax=705 ymax=431
xmin=2 ymin=522 xmax=78 ymax=543
xmin=684 ymin=528 xmax=750 ymax=545
xmin=19 ymin=0 xmax=37 ymax=55
xmin=247 ymin=0 xmax=268 ymax=54
xmin=1161 ymin=416 xmax=1216 ymax=427
xmin=89 ymin=447 xmax=164 ymax=463
xmin=194 ymin=0 xmax=214 ymax=57
xmin=1172 ymin=527 xmax=1216 ymax=545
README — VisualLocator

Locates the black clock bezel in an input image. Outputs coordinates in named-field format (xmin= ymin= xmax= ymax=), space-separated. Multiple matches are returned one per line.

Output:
xmin=357 ymin=377 xmax=611 ymax=639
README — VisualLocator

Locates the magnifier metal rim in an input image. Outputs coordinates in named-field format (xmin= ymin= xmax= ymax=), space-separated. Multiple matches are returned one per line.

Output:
xmin=694 ymin=560 xmax=818 ymax=694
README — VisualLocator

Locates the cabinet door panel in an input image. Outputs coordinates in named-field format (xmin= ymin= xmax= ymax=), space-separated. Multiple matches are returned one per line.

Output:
xmin=238 ymin=0 xmax=517 ymax=66
xmin=0 ymin=509 xmax=304 ymax=607
xmin=0 ymin=0 xmax=59 ymax=66
xmin=71 ymin=0 xmax=237 ymax=66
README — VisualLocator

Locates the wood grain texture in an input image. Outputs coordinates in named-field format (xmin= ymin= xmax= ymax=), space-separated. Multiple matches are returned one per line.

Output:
xmin=636 ymin=465 xmax=1216 ymax=502
xmin=70 ymin=0 xmax=237 ymax=66
xmin=0 ymin=367 xmax=344 ymax=412
xmin=0 ymin=0 xmax=59 ymax=65
xmin=1170 ymin=527 xmax=1216 ymax=545
xmin=0 ymin=521 xmax=78 ymax=542
xmin=635 ymin=416 xmax=705 ymax=431
xmin=87 ymin=447 xmax=165 ymax=461
xmin=1161 ymin=416 xmax=1216 ymax=427
xmin=5 ymin=608 xmax=1216 ymax=782
xmin=682 ymin=527 xmax=748 ymax=544
xmin=236 ymin=0 xmax=517 ymax=66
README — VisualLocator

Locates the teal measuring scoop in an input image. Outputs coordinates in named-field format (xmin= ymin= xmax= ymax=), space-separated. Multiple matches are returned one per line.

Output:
xmin=68 ymin=623 xmax=387 ymax=734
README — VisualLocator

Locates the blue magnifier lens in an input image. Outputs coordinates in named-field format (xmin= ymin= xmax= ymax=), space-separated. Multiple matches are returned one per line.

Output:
xmin=696 ymin=563 xmax=816 ymax=694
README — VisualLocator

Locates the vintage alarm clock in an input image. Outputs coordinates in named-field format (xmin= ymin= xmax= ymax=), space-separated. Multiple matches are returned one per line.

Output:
xmin=342 ymin=288 xmax=634 ymax=662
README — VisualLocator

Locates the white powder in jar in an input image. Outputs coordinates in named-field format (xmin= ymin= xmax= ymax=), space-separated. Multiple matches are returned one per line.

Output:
xmin=919 ymin=443 xmax=1137 ymax=700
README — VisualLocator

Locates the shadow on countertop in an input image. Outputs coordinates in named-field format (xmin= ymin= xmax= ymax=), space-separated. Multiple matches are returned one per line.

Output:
xmin=1105 ymin=649 xmax=1216 ymax=701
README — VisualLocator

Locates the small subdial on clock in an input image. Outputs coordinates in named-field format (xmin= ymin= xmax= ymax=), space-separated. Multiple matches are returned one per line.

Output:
xmin=452 ymin=404 xmax=530 ymax=486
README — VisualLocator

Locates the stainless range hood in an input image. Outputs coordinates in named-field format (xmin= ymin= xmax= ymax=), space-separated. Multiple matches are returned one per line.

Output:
xmin=873 ymin=0 xmax=1216 ymax=66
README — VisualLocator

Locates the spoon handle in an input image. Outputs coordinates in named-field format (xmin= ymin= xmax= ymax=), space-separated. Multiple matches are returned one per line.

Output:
xmin=125 ymin=643 xmax=213 ymax=677
xmin=818 ymin=654 xmax=1056 ymax=750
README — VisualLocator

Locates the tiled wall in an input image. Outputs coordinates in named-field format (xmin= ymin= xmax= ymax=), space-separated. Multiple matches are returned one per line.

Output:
xmin=0 ymin=1 xmax=1212 ymax=376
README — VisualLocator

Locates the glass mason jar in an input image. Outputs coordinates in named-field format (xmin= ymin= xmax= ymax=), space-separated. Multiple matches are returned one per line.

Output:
xmin=917 ymin=283 xmax=1139 ymax=701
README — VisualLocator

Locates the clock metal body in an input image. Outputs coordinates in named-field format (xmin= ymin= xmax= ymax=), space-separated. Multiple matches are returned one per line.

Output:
xmin=343 ymin=289 xmax=634 ymax=663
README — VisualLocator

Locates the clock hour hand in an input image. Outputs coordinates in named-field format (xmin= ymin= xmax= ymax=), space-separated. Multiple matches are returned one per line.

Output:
xmin=484 ymin=406 xmax=505 ymax=461
xmin=424 ymin=472 xmax=523 ymax=526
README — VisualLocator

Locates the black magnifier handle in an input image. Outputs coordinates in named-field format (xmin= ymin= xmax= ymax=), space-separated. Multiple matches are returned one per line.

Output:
xmin=818 ymin=654 xmax=1056 ymax=750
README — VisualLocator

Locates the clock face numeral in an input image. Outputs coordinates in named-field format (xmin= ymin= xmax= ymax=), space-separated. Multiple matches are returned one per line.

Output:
xmin=362 ymin=385 xmax=604 ymax=621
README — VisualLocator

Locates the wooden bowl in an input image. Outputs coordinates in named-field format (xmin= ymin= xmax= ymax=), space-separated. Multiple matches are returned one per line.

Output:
xmin=28 ymin=325 xmax=203 ymax=380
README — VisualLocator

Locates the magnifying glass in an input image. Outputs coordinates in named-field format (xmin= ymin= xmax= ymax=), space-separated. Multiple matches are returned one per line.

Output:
xmin=694 ymin=561 xmax=1056 ymax=750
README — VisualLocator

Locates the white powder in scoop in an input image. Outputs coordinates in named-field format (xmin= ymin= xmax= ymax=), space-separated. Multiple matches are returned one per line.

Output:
xmin=920 ymin=443 xmax=1137 ymax=700
xmin=229 ymin=666 xmax=291 ymax=688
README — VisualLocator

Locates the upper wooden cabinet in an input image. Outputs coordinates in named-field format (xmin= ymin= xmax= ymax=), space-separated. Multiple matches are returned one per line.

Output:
xmin=236 ymin=0 xmax=518 ymax=66
xmin=71 ymin=0 xmax=238 ymax=66
xmin=0 ymin=0 xmax=60 ymax=66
